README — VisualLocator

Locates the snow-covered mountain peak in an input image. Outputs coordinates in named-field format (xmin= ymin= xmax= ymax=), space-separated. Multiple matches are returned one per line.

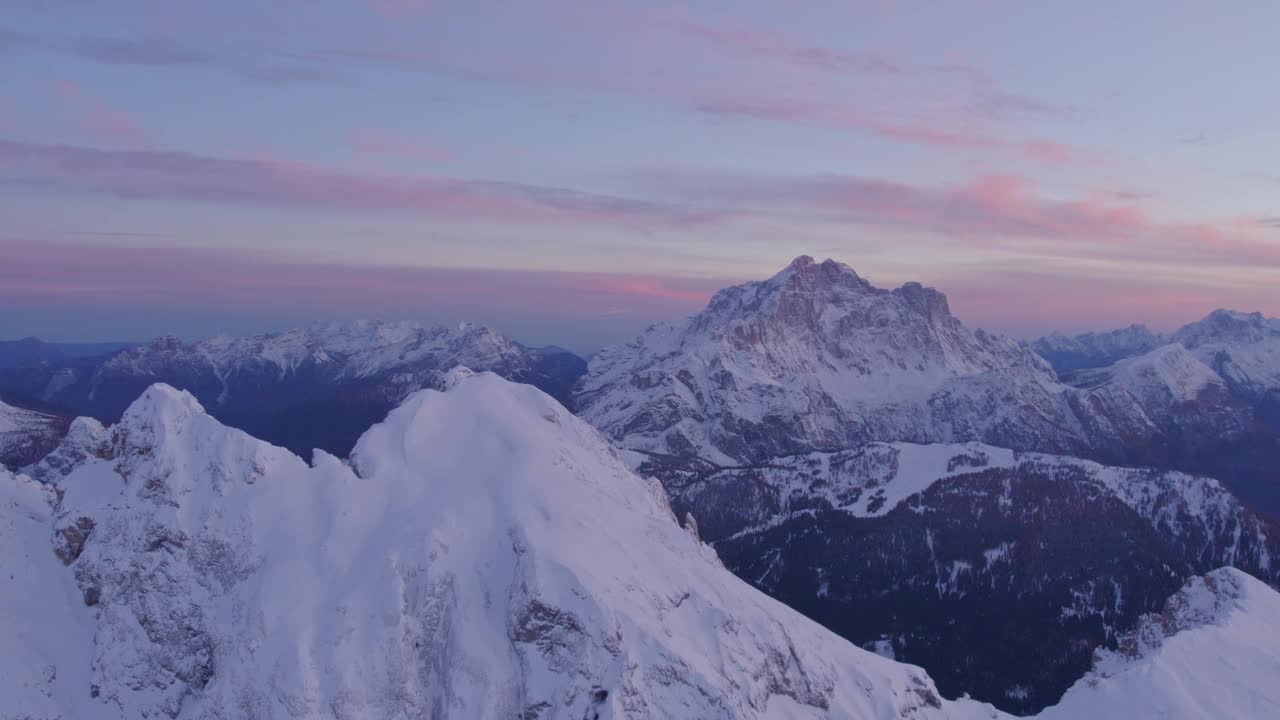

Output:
xmin=119 ymin=383 xmax=205 ymax=428
xmin=1071 ymin=343 xmax=1225 ymax=403
xmin=9 ymin=374 xmax=1012 ymax=719
xmin=1172 ymin=308 xmax=1280 ymax=348
xmin=575 ymin=258 xmax=1066 ymax=464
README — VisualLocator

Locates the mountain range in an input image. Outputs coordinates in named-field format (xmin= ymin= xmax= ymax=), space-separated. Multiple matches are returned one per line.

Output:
xmin=0 ymin=320 xmax=586 ymax=459
xmin=3 ymin=256 xmax=1279 ymax=716
xmin=4 ymin=375 xmax=1278 ymax=719
xmin=575 ymin=257 xmax=1280 ymax=512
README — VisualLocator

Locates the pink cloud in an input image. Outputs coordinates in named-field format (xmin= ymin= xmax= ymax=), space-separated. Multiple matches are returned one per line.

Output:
xmin=1022 ymin=140 xmax=1072 ymax=163
xmin=633 ymin=169 xmax=1280 ymax=268
xmin=697 ymin=95 xmax=1074 ymax=161
xmin=0 ymin=238 xmax=728 ymax=346
xmin=54 ymin=80 xmax=150 ymax=147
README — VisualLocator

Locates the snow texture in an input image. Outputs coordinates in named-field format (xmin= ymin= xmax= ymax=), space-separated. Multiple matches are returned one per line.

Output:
xmin=1 ymin=375 xmax=1004 ymax=720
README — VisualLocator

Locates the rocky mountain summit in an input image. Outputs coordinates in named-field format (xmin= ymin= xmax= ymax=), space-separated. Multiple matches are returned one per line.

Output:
xmin=575 ymin=256 xmax=1080 ymax=466
xmin=575 ymin=258 xmax=1280 ymax=511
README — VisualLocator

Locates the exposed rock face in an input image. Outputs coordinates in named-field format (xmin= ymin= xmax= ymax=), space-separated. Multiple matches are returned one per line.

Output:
xmin=0 ymin=320 xmax=587 ymax=458
xmin=0 ymin=397 xmax=68 ymax=469
xmin=660 ymin=442 xmax=1278 ymax=714
xmin=1 ymin=378 xmax=1005 ymax=720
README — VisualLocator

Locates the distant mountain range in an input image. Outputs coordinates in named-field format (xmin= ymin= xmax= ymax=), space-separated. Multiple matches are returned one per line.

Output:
xmin=0 ymin=321 xmax=586 ymax=459
xmin=2 ymin=256 xmax=1278 ymax=715
xmin=576 ymin=257 xmax=1280 ymax=513
xmin=0 ymin=337 xmax=136 ymax=368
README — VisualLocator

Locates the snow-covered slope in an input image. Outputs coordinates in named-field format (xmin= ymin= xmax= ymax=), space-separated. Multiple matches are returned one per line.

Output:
xmin=1041 ymin=567 xmax=1280 ymax=719
xmin=0 ymin=468 xmax=101 ymax=720
xmin=2 ymin=375 xmax=1004 ymax=720
xmin=0 ymin=397 xmax=66 ymax=468
xmin=574 ymin=257 xmax=1094 ymax=466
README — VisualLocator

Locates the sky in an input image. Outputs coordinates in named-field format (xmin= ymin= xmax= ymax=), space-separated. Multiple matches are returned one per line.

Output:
xmin=2 ymin=0 xmax=1278 ymax=352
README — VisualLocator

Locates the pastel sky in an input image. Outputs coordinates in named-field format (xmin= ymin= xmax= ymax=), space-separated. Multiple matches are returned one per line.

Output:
xmin=2 ymin=0 xmax=1278 ymax=351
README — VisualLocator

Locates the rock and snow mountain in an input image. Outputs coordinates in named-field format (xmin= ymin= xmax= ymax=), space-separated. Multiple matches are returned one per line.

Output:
xmin=0 ymin=320 xmax=587 ymax=458
xmin=575 ymin=258 xmax=1280 ymax=512
xmin=1039 ymin=567 xmax=1280 ymax=719
xmin=574 ymin=256 xmax=1090 ymax=466
xmin=1029 ymin=325 xmax=1165 ymax=373
xmin=662 ymin=440 xmax=1278 ymax=713
xmin=1 ymin=374 xmax=1008 ymax=720
xmin=571 ymin=257 xmax=1280 ymax=711
xmin=1034 ymin=310 xmax=1280 ymax=385
xmin=0 ymin=396 xmax=67 ymax=468
xmin=1047 ymin=310 xmax=1280 ymax=511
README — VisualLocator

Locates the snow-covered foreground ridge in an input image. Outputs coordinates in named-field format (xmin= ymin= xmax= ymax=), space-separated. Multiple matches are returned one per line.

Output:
xmin=3 ymin=374 xmax=1278 ymax=719
xmin=1 ymin=373 xmax=999 ymax=720
xmin=1038 ymin=567 xmax=1280 ymax=719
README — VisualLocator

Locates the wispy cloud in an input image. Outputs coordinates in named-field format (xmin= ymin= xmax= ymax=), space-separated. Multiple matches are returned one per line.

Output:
xmin=626 ymin=169 xmax=1280 ymax=268
xmin=0 ymin=28 xmax=343 ymax=86
xmin=696 ymin=95 xmax=1074 ymax=161
xmin=0 ymin=139 xmax=722 ymax=228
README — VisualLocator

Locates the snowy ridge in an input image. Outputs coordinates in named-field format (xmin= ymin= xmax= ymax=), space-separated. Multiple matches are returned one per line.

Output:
xmin=1029 ymin=325 xmax=1165 ymax=373
xmin=1040 ymin=568 xmax=1280 ymax=719
xmin=1037 ymin=309 xmax=1280 ymax=400
xmin=3 ymin=376 xmax=1004 ymax=720
xmin=98 ymin=320 xmax=530 ymax=395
